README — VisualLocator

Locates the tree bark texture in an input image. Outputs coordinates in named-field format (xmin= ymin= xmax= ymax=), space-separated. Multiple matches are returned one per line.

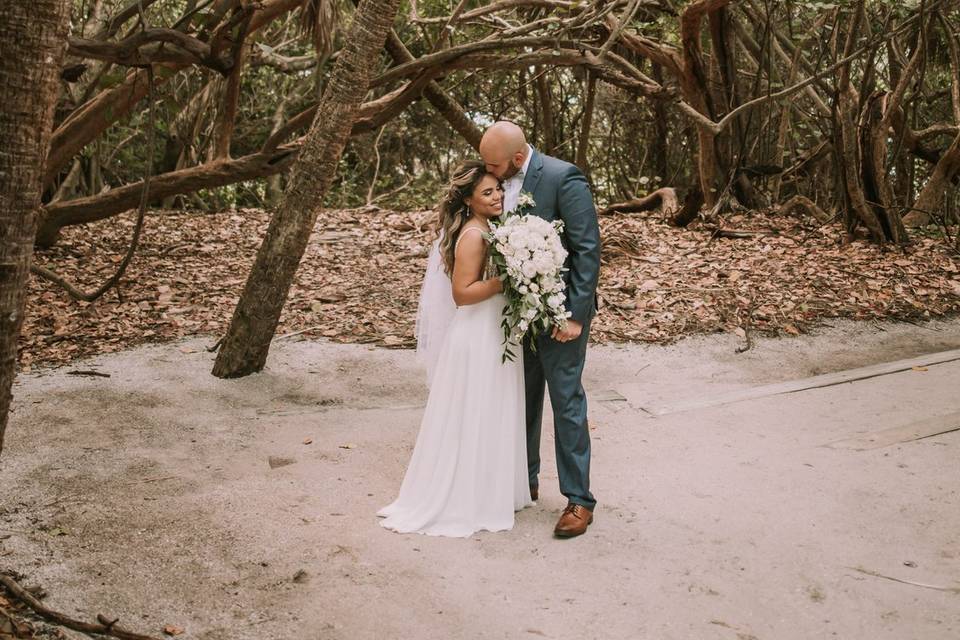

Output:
xmin=601 ymin=188 xmax=680 ymax=218
xmin=613 ymin=0 xmax=733 ymax=210
xmin=0 ymin=0 xmax=72 ymax=454
xmin=534 ymin=66 xmax=556 ymax=153
xmin=576 ymin=71 xmax=597 ymax=175
xmin=211 ymin=0 xmax=403 ymax=378
xmin=910 ymin=130 xmax=960 ymax=223
xmin=836 ymin=0 xmax=888 ymax=242
xmin=36 ymin=144 xmax=301 ymax=246
xmin=859 ymin=92 xmax=907 ymax=243
xmin=679 ymin=0 xmax=733 ymax=209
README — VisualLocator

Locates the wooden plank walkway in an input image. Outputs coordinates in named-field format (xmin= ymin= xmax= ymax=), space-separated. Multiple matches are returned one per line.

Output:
xmin=618 ymin=348 xmax=960 ymax=417
xmin=825 ymin=411 xmax=960 ymax=450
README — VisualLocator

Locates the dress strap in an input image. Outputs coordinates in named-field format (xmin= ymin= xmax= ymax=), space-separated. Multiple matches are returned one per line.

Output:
xmin=453 ymin=226 xmax=486 ymax=254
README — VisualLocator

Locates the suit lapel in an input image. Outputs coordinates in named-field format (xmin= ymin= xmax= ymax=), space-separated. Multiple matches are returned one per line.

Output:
xmin=520 ymin=147 xmax=544 ymax=199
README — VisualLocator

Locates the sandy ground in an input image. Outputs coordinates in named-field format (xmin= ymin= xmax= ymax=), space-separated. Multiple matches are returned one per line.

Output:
xmin=2 ymin=319 xmax=960 ymax=640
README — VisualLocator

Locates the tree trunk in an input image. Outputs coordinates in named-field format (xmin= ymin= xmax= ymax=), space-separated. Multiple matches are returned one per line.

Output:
xmin=671 ymin=187 xmax=705 ymax=227
xmin=534 ymin=66 xmax=556 ymax=153
xmin=265 ymin=84 xmax=296 ymax=206
xmin=576 ymin=71 xmax=597 ymax=175
xmin=886 ymin=41 xmax=913 ymax=210
xmin=771 ymin=43 xmax=803 ymax=204
xmin=212 ymin=0 xmax=402 ymax=378
xmin=211 ymin=46 xmax=248 ymax=160
xmin=0 ymin=0 xmax=72 ymax=455
xmin=860 ymin=91 xmax=907 ymax=242
xmin=836 ymin=0 xmax=887 ymax=242
xmin=909 ymin=130 xmax=960 ymax=223
xmin=650 ymin=63 xmax=669 ymax=183
xmin=678 ymin=0 xmax=733 ymax=208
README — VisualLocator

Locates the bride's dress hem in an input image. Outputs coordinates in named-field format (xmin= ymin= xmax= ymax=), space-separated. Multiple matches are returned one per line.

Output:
xmin=377 ymin=293 xmax=530 ymax=539
xmin=376 ymin=501 xmax=533 ymax=538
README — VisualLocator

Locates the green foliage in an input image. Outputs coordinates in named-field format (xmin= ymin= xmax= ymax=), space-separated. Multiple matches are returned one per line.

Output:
xmin=57 ymin=0 xmax=960 ymax=224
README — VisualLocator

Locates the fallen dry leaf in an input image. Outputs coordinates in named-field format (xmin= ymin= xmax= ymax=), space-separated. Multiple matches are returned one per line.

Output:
xmin=15 ymin=206 xmax=960 ymax=370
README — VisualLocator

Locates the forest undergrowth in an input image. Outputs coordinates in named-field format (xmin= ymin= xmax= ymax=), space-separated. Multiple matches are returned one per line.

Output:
xmin=18 ymin=207 xmax=960 ymax=370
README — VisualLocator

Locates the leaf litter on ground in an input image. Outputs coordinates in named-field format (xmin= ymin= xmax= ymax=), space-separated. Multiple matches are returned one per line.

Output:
xmin=17 ymin=206 xmax=960 ymax=370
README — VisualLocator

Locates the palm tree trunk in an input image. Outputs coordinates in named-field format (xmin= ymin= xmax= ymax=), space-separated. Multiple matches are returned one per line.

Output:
xmin=212 ymin=0 xmax=403 ymax=378
xmin=0 ymin=0 xmax=72 ymax=455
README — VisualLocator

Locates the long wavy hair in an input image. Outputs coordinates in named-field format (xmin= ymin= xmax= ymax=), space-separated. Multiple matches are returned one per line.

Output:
xmin=436 ymin=159 xmax=491 ymax=275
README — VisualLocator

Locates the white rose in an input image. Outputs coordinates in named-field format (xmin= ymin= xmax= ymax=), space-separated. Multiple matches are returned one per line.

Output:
xmin=521 ymin=261 xmax=538 ymax=280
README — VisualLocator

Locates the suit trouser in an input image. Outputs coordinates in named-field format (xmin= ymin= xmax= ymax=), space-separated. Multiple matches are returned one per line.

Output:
xmin=523 ymin=316 xmax=595 ymax=510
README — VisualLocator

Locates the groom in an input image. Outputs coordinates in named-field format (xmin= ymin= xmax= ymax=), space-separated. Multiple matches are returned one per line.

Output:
xmin=480 ymin=121 xmax=601 ymax=538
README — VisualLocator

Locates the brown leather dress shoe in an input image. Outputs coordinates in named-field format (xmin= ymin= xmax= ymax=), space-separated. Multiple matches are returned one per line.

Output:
xmin=530 ymin=485 xmax=539 ymax=501
xmin=554 ymin=503 xmax=593 ymax=538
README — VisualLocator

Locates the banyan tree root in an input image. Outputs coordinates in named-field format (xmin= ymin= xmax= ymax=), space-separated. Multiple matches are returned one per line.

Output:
xmin=0 ymin=573 xmax=163 ymax=640
xmin=778 ymin=194 xmax=833 ymax=223
xmin=600 ymin=188 xmax=679 ymax=219
xmin=711 ymin=228 xmax=780 ymax=240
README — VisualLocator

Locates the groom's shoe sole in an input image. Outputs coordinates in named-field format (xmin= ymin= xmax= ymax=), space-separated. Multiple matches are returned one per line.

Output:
xmin=553 ymin=516 xmax=593 ymax=538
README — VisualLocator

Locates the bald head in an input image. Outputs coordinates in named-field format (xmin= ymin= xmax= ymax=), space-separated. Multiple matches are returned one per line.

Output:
xmin=479 ymin=121 xmax=528 ymax=180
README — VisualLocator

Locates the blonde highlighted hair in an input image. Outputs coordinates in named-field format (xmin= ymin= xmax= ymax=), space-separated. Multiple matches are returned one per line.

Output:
xmin=436 ymin=159 xmax=491 ymax=275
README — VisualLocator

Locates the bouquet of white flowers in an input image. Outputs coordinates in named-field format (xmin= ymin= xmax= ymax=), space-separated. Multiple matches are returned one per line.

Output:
xmin=486 ymin=193 xmax=571 ymax=361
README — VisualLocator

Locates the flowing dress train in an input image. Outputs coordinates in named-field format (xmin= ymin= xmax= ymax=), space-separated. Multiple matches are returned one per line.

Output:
xmin=378 ymin=236 xmax=531 ymax=536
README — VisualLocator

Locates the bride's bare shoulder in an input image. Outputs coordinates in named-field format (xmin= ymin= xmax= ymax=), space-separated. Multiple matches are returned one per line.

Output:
xmin=454 ymin=225 xmax=485 ymax=250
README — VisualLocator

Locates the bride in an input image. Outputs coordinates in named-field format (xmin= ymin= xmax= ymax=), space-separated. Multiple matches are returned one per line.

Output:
xmin=377 ymin=159 xmax=533 ymax=537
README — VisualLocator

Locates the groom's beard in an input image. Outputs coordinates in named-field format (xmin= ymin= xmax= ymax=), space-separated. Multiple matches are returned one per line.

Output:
xmin=500 ymin=162 xmax=520 ymax=181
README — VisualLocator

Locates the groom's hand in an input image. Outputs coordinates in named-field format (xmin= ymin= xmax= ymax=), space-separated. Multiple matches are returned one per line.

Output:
xmin=551 ymin=320 xmax=583 ymax=343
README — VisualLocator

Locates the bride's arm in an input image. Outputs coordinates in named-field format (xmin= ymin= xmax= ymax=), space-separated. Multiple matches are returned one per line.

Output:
xmin=451 ymin=231 xmax=502 ymax=306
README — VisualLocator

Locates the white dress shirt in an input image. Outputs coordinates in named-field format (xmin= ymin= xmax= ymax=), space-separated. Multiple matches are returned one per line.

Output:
xmin=502 ymin=144 xmax=534 ymax=213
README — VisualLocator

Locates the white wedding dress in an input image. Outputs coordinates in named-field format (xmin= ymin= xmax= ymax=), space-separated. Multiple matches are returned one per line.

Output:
xmin=378 ymin=229 xmax=532 ymax=537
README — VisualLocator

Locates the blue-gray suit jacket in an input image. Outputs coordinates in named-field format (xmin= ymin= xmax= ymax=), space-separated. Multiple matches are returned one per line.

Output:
xmin=520 ymin=148 xmax=600 ymax=324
